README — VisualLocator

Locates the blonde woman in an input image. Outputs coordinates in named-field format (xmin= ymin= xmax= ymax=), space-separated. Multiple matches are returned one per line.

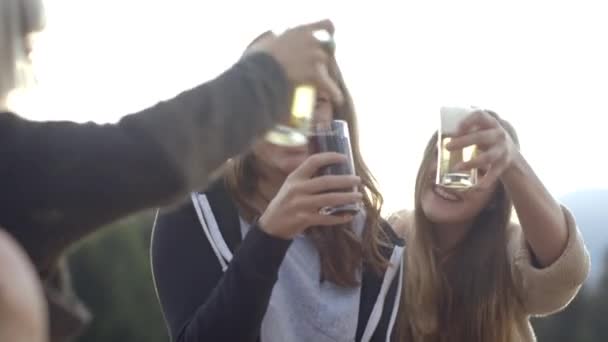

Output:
xmin=390 ymin=110 xmax=590 ymax=342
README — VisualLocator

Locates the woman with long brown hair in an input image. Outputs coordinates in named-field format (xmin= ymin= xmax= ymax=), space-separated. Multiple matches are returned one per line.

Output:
xmin=1 ymin=0 xmax=343 ymax=339
xmin=389 ymin=109 xmax=590 ymax=341
xmin=151 ymin=31 xmax=404 ymax=342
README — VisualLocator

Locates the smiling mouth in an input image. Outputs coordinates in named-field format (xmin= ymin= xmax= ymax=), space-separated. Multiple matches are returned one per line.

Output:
xmin=433 ymin=185 xmax=462 ymax=202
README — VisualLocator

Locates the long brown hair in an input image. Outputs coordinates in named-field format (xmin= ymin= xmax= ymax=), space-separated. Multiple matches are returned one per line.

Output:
xmin=397 ymin=112 xmax=522 ymax=342
xmin=224 ymin=31 xmax=389 ymax=287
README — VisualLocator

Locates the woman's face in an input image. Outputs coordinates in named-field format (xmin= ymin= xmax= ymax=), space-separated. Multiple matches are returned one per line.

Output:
xmin=252 ymin=91 xmax=334 ymax=176
xmin=420 ymin=144 xmax=498 ymax=226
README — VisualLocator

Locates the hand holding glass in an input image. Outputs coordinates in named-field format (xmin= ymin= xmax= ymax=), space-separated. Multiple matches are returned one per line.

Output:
xmin=437 ymin=106 xmax=478 ymax=189
xmin=308 ymin=120 xmax=361 ymax=216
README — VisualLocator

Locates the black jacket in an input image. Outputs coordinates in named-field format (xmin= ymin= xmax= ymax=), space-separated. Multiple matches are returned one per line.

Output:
xmin=152 ymin=179 xmax=404 ymax=342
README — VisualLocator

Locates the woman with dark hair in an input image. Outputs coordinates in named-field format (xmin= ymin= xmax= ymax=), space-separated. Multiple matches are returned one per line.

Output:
xmin=390 ymin=110 xmax=590 ymax=342
xmin=151 ymin=32 xmax=404 ymax=342
xmin=1 ymin=1 xmax=343 ymax=340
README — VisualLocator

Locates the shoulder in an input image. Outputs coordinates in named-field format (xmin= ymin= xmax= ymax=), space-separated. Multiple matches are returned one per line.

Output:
xmin=0 ymin=111 xmax=25 ymax=129
xmin=154 ymin=178 xmax=230 ymax=232
xmin=154 ymin=197 xmax=198 ymax=231
xmin=386 ymin=209 xmax=414 ymax=240
xmin=153 ymin=177 xmax=242 ymax=253
xmin=0 ymin=229 xmax=47 ymax=341
xmin=151 ymin=199 xmax=201 ymax=262
xmin=0 ymin=230 xmax=35 ymax=283
xmin=379 ymin=218 xmax=404 ymax=247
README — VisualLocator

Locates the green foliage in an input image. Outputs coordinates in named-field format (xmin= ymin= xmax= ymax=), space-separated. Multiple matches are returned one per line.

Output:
xmin=586 ymin=251 xmax=608 ymax=341
xmin=533 ymin=248 xmax=608 ymax=342
xmin=68 ymin=210 xmax=168 ymax=342
xmin=532 ymin=287 xmax=590 ymax=341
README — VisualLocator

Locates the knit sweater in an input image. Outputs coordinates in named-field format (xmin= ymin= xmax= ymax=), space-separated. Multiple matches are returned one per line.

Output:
xmin=388 ymin=206 xmax=590 ymax=342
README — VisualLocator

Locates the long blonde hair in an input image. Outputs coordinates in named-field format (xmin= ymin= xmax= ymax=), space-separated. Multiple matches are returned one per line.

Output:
xmin=0 ymin=0 xmax=45 ymax=99
xmin=397 ymin=112 xmax=522 ymax=342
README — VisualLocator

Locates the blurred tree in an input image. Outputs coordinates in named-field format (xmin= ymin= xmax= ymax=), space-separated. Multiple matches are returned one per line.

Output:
xmin=533 ymin=247 xmax=608 ymax=342
xmin=586 ymin=249 xmax=608 ymax=341
xmin=68 ymin=210 xmax=168 ymax=342
xmin=532 ymin=285 xmax=590 ymax=342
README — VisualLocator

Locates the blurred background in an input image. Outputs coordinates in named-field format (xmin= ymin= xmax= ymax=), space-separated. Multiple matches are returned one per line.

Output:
xmin=10 ymin=0 xmax=607 ymax=341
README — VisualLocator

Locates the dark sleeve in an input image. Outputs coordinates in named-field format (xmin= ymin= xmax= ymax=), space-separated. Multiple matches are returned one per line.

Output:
xmin=0 ymin=52 xmax=289 ymax=276
xmin=356 ymin=219 xmax=404 ymax=342
xmin=369 ymin=269 xmax=401 ymax=342
xmin=151 ymin=203 xmax=291 ymax=342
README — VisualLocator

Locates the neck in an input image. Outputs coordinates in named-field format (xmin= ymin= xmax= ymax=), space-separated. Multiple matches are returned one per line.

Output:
xmin=257 ymin=175 xmax=284 ymax=202
xmin=434 ymin=221 xmax=472 ymax=254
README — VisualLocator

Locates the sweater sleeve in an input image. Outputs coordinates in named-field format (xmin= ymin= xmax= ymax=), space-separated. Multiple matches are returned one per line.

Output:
xmin=508 ymin=205 xmax=590 ymax=316
xmin=0 ymin=52 xmax=289 ymax=277
xmin=151 ymin=203 xmax=291 ymax=342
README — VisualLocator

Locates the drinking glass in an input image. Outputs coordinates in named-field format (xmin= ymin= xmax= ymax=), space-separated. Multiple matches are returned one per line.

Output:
xmin=308 ymin=120 xmax=361 ymax=216
xmin=437 ymin=106 xmax=478 ymax=189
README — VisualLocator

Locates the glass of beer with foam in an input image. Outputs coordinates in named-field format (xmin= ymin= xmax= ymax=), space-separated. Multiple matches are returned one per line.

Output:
xmin=437 ymin=106 xmax=478 ymax=189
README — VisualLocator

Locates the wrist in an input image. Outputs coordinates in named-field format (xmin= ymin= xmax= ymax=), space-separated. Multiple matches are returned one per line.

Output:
xmin=501 ymin=151 xmax=527 ymax=186
xmin=257 ymin=214 xmax=293 ymax=241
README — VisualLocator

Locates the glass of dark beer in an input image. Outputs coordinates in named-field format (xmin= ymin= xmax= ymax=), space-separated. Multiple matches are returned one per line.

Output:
xmin=308 ymin=119 xmax=361 ymax=216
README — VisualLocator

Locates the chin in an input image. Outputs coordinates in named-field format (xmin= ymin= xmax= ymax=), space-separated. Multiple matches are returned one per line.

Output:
xmin=277 ymin=156 xmax=307 ymax=174
xmin=421 ymin=186 xmax=476 ymax=225
xmin=422 ymin=206 xmax=467 ymax=225
xmin=279 ymin=165 xmax=300 ymax=175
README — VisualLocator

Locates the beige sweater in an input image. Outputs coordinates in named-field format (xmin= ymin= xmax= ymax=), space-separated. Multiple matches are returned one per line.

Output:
xmin=388 ymin=206 xmax=590 ymax=342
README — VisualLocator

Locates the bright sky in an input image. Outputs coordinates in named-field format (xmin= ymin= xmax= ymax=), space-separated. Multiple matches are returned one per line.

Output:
xmin=10 ymin=0 xmax=608 ymax=215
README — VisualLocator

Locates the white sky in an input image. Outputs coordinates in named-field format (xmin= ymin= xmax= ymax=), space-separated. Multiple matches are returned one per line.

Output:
xmin=11 ymin=0 xmax=608 ymax=215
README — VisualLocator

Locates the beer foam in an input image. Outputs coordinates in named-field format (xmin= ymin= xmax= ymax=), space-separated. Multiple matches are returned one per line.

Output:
xmin=440 ymin=106 xmax=476 ymax=134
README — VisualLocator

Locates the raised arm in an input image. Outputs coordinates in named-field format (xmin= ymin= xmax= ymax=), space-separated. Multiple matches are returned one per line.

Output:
xmin=0 ymin=52 xmax=288 ymax=276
